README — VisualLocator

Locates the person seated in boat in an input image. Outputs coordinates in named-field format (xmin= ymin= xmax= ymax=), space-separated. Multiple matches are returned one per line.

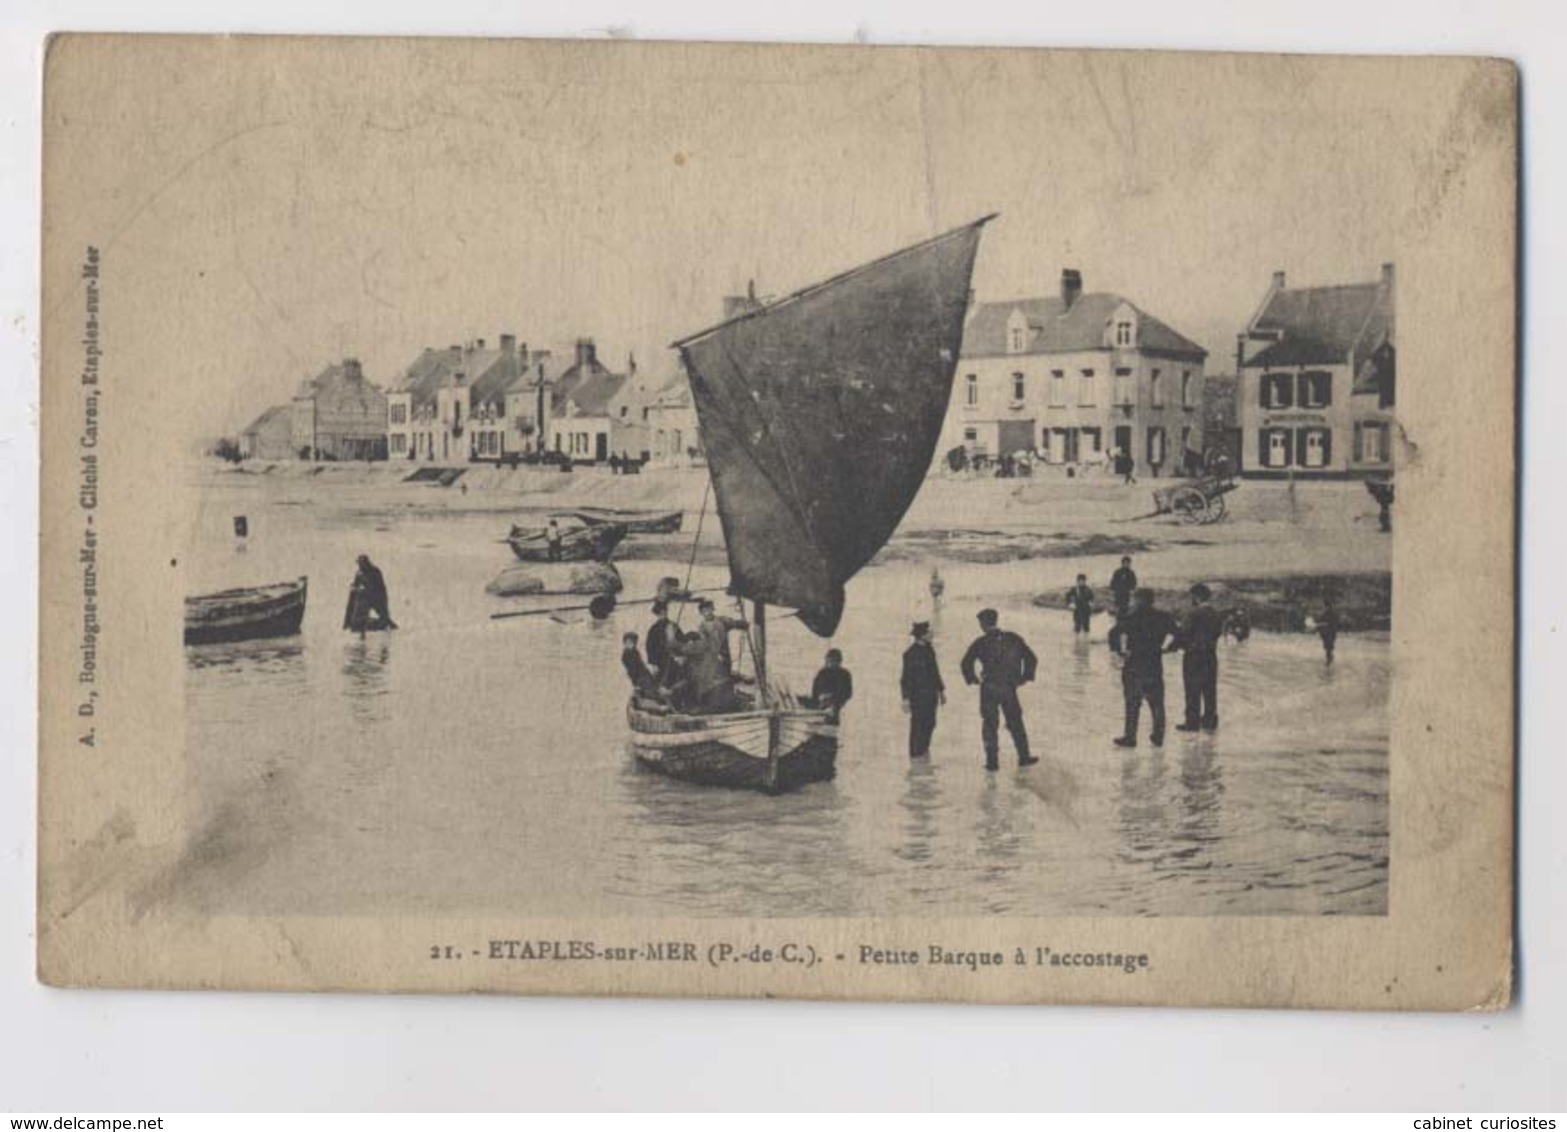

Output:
xmin=343 ymin=554 xmax=397 ymax=634
xmin=674 ymin=599 xmax=750 ymax=713
xmin=545 ymin=518 xmax=564 ymax=561
xmin=621 ymin=632 xmax=664 ymax=703
xmin=807 ymin=648 xmax=854 ymax=721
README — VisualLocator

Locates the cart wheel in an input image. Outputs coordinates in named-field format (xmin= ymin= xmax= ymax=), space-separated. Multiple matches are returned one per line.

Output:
xmin=1172 ymin=486 xmax=1207 ymax=524
xmin=1203 ymin=494 xmax=1227 ymax=524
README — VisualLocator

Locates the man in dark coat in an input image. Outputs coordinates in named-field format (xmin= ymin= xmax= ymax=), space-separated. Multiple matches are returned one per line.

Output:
xmin=344 ymin=554 xmax=397 ymax=633
xmin=1318 ymin=597 xmax=1341 ymax=664
xmin=1176 ymin=583 xmax=1225 ymax=733
xmin=645 ymin=600 xmax=677 ymax=680
xmin=809 ymin=649 xmax=854 ymax=721
xmin=960 ymin=608 xmax=1039 ymax=770
xmin=621 ymin=632 xmax=659 ymax=697
xmin=1065 ymin=574 xmax=1095 ymax=634
xmin=1110 ymin=556 xmax=1138 ymax=619
xmin=900 ymin=621 xmax=946 ymax=759
xmin=1109 ymin=587 xmax=1179 ymax=748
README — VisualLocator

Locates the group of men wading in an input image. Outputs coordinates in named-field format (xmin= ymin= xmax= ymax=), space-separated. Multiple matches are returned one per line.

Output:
xmin=900 ymin=556 xmax=1242 ymax=769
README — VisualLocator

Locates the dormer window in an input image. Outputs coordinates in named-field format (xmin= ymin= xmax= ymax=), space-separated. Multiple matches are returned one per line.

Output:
xmin=1009 ymin=327 xmax=1025 ymax=353
xmin=1115 ymin=321 xmax=1133 ymax=347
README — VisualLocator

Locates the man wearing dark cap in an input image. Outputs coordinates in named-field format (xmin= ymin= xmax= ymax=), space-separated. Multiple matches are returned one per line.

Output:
xmin=1109 ymin=588 xmax=1179 ymax=747
xmin=645 ymin=599 xmax=677 ymax=681
xmin=900 ymin=621 xmax=946 ymax=759
xmin=1176 ymin=583 xmax=1225 ymax=733
xmin=1110 ymin=556 xmax=1138 ymax=620
xmin=960 ymin=608 xmax=1039 ymax=770
xmin=809 ymin=648 xmax=854 ymax=722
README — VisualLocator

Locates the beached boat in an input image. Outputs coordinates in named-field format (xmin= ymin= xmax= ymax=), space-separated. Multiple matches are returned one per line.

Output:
xmin=558 ymin=507 xmax=684 ymax=534
xmin=628 ymin=215 xmax=994 ymax=793
xmin=184 ymin=577 xmax=308 ymax=646
xmin=505 ymin=522 xmax=627 ymax=563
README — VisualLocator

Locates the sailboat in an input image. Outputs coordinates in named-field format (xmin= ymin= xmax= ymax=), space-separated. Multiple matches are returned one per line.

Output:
xmin=627 ymin=215 xmax=995 ymax=793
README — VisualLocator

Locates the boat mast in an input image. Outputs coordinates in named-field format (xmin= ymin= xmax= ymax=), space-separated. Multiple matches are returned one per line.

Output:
xmin=753 ymin=600 xmax=768 ymax=706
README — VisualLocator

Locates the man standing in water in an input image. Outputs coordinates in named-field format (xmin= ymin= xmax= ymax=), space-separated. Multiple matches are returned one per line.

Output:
xmin=344 ymin=554 xmax=398 ymax=634
xmin=900 ymin=621 xmax=945 ymax=759
xmin=1109 ymin=588 xmax=1179 ymax=748
xmin=1065 ymin=574 xmax=1095 ymax=635
xmin=1318 ymin=596 xmax=1341 ymax=664
xmin=1176 ymin=583 xmax=1225 ymax=733
xmin=1110 ymin=556 xmax=1138 ymax=619
xmin=960 ymin=608 xmax=1039 ymax=770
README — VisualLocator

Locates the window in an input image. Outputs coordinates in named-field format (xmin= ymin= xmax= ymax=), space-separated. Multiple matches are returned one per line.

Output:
xmin=1049 ymin=370 xmax=1067 ymax=407
xmin=389 ymin=403 xmax=407 ymax=425
xmin=1260 ymin=427 xmax=1293 ymax=468
xmin=1356 ymin=422 xmax=1388 ymax=463
xmin=965 ymin=374 xmax=978 ymax=407
xmin=1297 ymin=427 xmax=1331 ymax=468
xmin=1115 ymin=321 xmax=1132 ymax=347
xmin=963 ymin=428 xmax=978 ymax=443
xmin=1261 ymin=373 xmax=1294 ymax=409
xmin=620 ymin=405 xmax=629 ymax=418
xmin=1011 ymin=373 xmax=1026 ymax=403
xmin=1078 ymin=369 xmax=1096 ymax=407
xmin=1180 ymin=425 xmax=1193 ymax=456
xmin=390 ymin=434 xmax=407 ymax=454
xmin=1298 ymin=370 xmax=1332 ymax=409
xmin=1181 ymin=370 xmax=1196 ymax=408
xmin=1114 ymin=367 xmax=1134 ymax=407
xmin=1009 ymin=327 xmax=1025 ymax=353
xmin=1150 ymin=368 xmax=1164 ymax=408
xmin=1147 ymin=426 xmax=1167 ymax=467
xmin=1081 ymin=427 xmax=1102 ymax=457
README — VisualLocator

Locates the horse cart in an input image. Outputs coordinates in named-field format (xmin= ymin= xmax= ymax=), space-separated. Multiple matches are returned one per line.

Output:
xmin=1150 ymin=474 xmax=1238 ymax=525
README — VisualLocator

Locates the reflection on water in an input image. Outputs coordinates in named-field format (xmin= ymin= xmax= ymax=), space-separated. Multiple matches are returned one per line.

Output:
xmin=182 ymin=480 xmax=1389 ymax=918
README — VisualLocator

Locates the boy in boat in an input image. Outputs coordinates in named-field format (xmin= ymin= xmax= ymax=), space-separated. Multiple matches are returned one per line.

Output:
xmin=1065 ymin=574 xmax=1095 ymax=635
xmin=900 ymin=622 xmax=945 ymax=758
xmin=343 ymin=554 xmax=397 ymax=634
xmin=1110 ymin=556 xmax=1138 ymax=619
xmin=621 ymin=631 xmax=662 ymax=701
xmin=960 ymin=609 xmax=1039 ymax=770
xmin=1175 ymin=583 xmax=1225 ymax=733
xmin=1109 ymin=588 xmax=1180 ymax=748
xmin=808 ymin=649 xmax=854 ymax=721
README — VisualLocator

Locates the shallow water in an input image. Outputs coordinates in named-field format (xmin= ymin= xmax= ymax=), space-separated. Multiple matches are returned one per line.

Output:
xmin=181 ymin=478 xmax=1388 ymax=918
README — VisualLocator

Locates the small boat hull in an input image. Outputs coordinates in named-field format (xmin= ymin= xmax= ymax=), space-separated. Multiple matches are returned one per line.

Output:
xmin=564 ymin=507 xmax=684 ymax=534
xmin=185 ymin=577 xmax=308 ymax=646
xmin=627 ymin=702 xmax=838 ymax=793
xmin=506 ymin=522 xmax=627 ymax=563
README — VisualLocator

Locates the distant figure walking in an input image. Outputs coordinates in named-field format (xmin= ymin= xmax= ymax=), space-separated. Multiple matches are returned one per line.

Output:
xmin=1109 ymin=588 xmax=1178 ymax=748
xmin=1110 ymin=556 xmax=1138 ymax=619
xmin=343 ymin=554 xmax=397 ymax=634
xmin=1176 ymin=583 xmax=1225 ymax=733
xmin=808 ymin=649 xmax=854 ymax=721
xmin=1115 ymin=450 xmax=1137 ymax=485
xmin=1318 ymin=597 xmax=1341 ymax=664
xmin=1065 ymin=574 xmax=1095 ymax=634
xmin=900 ymin=621 xmax=946 ymax=759
xmin=545 ymin=518 xmax=564 ymax=562
xmin=960 ymin=608 xmax=1038 ymax=770
xmin=1225 ymin=604 xmax=1252 ymax=643
xmin=929 ymin=566 xmax=945 ymax=604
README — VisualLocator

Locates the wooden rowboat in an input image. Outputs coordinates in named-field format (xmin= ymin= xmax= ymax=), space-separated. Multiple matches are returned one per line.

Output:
xmin=627 ymin=700 xmax=838 ymax=794
xmin=506 ymin=521 xmax=626 ymax=563
xmin=558 ymin=507 xmax=684 ymax=534
xmin=185 ymin=577 xmax=308 ymax=646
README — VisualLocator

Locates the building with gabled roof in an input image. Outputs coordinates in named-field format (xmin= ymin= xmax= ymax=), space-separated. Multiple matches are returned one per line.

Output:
xmin=291 ymin=358 xmax=388 ymax=461
xmin=1238 ymin=263 xmax=1395 ymax=478
xmin=238 ymin=404 xmax=295 ymax=461
xmin=943 ymin=269 xmax=1209 ymax=476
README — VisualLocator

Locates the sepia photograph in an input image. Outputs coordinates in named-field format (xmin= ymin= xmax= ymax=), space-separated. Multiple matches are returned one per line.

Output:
xmin=35 ymin=33 xmax=1514 ymax=1010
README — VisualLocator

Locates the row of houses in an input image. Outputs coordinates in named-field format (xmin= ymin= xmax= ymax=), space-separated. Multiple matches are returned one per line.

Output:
xmin=240 ymin=335 xmax=701 ymax=468
xmin=239 ymin=264 xmax=1396 ymax=481
xmin=943 ymin=261 xmax=1396 ymax=479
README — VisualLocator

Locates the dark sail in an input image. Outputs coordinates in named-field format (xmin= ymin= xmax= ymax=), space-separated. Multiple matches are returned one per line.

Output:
xmin=676 ymin=216 xmax=993 ymax=636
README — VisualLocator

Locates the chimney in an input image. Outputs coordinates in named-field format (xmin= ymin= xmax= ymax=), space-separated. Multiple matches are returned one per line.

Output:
xmin=1380 ymin=262 xmax=1395 ymax=289
xmin=499 ymin=334 xmax=516 ymax=357
xmin=1060 ymin=269 xmax=1083 ymax=311
xmin=575 ymin=338 xmax=597 ymax=370
xmin=628 ymin=351 xmax=637 ymax=377
xmin=1272 ymin=270 xmax=1287 ymax=290
xmin=344 ymin=358 xmax=362 ymax=382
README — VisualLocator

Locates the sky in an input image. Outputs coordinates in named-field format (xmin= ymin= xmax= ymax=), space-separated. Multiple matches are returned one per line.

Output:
xmin=41 ymin=38 xmax=1481 ymax=438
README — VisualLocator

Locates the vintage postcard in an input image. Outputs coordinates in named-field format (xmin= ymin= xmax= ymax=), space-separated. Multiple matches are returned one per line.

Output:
xmin=37 ymin=35 xmax=1516 ymax=1008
